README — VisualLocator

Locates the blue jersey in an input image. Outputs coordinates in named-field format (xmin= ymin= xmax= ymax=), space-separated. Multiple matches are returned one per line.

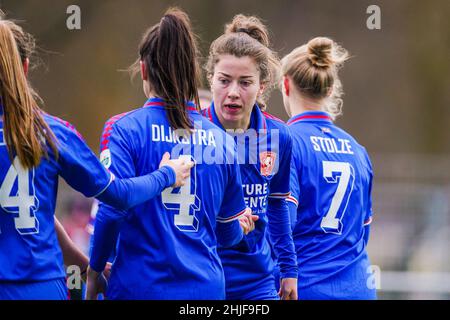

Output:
xmin=287 ymin=111 xmax=375 ymax=299
xmin=0 ymin=110 xmax=112 ymax=282
xmin=93 ymin=98 xmax=247 ymax=300
xmin=202 ymin=103 xmax=297 ymax=300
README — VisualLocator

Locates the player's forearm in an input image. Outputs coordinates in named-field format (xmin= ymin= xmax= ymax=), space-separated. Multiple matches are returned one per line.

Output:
xmin=96 ymin=165 xmax=175 ymax=211
xmin=287 ymin=200 xmax=298 ymax=232
xmin=216 ymin=219 xmax=244 ymax=248
xmin=267 ymin=198 xmax=298 ymax=279
xmin=89 ymin=207 xmax=121 ymax=273
xmin=54 ymin=217 xmax=89 ymax=280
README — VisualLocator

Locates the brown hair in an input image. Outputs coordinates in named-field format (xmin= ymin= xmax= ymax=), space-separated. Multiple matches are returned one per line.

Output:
xmin=281 ymin=37 xmax=349 ymax=120
xmin=131 ymin=8 xmax=201 ymax=131
xmin=0 ymin=13 xmax=57 ymax=169
xmin=205 ymin=14 xmax=280 ymax=111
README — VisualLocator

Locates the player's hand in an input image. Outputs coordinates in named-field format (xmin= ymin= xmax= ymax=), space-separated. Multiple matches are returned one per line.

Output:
xmin=278 ymin=278 xmax=298 ymax=300
xmin=238 ymin=208 xmax=259 ymax=235
xmin=159 ymin=152 xmax=195 ymax=188
xmin=85 ymin=266 xmax=107 ymax=300
xmin=102 ymin=262 xmax=112 ymax=281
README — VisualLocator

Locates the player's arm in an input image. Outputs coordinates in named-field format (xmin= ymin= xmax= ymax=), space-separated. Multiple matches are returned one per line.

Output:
xmin=286 ymin=155 xmax=300 ymax=231
xmin=216 ymin=141 xmax=256 ymax=247
xmin=56 ymin=120 xmax=192 ymax=211
xmin=363 ymin=150 xmax=374 ymax=246
xmin=266 ymin=131 xmax=298 ymax=300
xmin=54 ymin=216 xmax=89 ymax=282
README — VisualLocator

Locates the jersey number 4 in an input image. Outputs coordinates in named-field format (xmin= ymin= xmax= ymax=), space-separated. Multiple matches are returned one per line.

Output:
xmin=320 ymin=161 xmax=355 ymax=234
xmin=0 ymin=157 xmax=39 ymax=234
xmin=161 ymin=155 xmax=201 ymax=232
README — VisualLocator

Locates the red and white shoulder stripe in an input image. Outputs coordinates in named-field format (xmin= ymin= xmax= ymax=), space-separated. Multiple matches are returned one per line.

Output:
xmin=216 ymin=208 xmax=247 ymax=223
xmin=286 ymin=195 xmax=299 ymax=207
xmin=268 ymin=192 xmax=291 ymax=200
xmin=364 ymin=216 xmax=373 ymax=226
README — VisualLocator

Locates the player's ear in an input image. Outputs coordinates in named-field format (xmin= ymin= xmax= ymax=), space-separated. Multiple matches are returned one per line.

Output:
xmin=23 ymin=58 xmax=29 ymax=77
xmin=326 ymin=86 xmax=333 ymax=97
xmin=140 ymin=61 xmax=148 ymax=81
xmin=258 ymin=83 xmax=266 ymax=97
xmin=283 ymin=76 xmax=290 ymax=96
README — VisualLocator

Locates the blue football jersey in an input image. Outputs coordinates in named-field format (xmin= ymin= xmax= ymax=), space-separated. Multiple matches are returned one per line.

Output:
xmin=287 ymin=111 xmax=375 ymax=299
xmin=0 ymin=109 xmax=112 ymax=282
xmin=202 ymin=103 xmax=297 ymax=299
xmin=95 ymin=98 xmax=247 ymax=300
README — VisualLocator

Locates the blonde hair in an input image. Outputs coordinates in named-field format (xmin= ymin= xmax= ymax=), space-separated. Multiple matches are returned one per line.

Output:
xmin=0 ymin=13 xmax=57 ymax=169
xmin=205 ymin=14 xmax=280 ymax=111
xmin=281 ymin=37 xmax=349 ymax=120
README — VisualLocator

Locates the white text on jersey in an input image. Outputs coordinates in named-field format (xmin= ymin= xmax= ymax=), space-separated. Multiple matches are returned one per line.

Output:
xmin=152 ymin=125 xmax=216 ymax=147
xmin=310 ymin=136 xmax=354 ymax=155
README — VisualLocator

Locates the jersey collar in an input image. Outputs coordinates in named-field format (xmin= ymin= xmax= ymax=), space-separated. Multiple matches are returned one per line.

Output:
xmin=207 ymin=102 xmax=267 ymax=131
xmin=143 ymin=97 xmax=198 ymax=112
xmin=287 ymin=110 xmax=333 ymax=125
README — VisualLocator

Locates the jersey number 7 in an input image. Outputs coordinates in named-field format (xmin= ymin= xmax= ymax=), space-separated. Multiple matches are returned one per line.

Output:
xmin=320 ymin=160 xmax=355 ymax=234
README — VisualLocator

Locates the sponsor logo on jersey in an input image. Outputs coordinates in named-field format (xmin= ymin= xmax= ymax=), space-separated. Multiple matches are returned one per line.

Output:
xmin=100 ymin=149 xmax=112 ymax=169
xmin=260 ymin=151 xmax=276 ymax=176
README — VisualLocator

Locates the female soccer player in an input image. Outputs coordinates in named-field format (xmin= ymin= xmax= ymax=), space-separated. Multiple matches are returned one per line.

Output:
xmin=0 ymin=14 xmax=192 ymax=300
xmin=203 ymin=14 xmax=298 ymax=300
xmin=86 ymin=8 xmax=257 ymax=300
xmin=281 ymin=37 xmax=377 ymax=299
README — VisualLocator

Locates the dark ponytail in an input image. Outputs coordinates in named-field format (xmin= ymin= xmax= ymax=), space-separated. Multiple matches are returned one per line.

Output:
xmin=136 ymin=8 xmax=201 ymax=131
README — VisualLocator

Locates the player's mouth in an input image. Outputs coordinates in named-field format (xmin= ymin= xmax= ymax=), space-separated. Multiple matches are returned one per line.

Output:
xmin=223 ymin=103 xmax=243 ymax=113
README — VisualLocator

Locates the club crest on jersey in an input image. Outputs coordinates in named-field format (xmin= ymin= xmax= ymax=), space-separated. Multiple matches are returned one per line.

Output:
xmin=100 ymin=149 xmax=112 ymax=169
xmin=259 ymin=151 xmax=276 ymax=176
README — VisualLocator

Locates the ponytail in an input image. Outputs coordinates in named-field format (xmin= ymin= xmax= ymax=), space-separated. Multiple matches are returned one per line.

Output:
xmin=132 ymin=8 xmax=201 ymax=131
xmin=0 ymin=18 xmax=57 ymax=169
xmin=281 ymin=37 xmax=350 ymax=120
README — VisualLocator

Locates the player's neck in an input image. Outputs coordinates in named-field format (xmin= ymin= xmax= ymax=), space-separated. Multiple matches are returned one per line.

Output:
xmin=289 ymin=94 xmax=326 ymax=117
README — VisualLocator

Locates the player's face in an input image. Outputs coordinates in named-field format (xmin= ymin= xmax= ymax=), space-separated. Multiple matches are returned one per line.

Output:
xmin=211 ymin=55 xmax=263 ymax=130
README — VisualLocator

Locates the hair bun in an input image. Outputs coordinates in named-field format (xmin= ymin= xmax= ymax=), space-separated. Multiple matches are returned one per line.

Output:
xmin=236 ymin=27 xmax=250 ymax=34
xmin=225 ymin=14 xmax=270 ymax=47
xmin=307 ymin=37 xmax=333 ymax=68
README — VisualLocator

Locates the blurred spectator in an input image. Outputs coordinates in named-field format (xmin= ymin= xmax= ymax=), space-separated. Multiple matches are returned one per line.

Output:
xmin=61 ymin=197 xmax=92 ymax=256
xmin=198 ymin=88 xmax=212 ymax=110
